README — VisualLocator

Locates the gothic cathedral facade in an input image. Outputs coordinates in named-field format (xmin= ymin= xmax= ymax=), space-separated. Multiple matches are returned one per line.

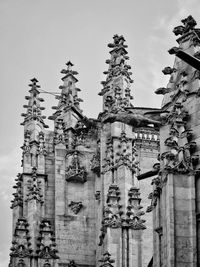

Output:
xmin=9 ymin=16 xmax=200 ymax=267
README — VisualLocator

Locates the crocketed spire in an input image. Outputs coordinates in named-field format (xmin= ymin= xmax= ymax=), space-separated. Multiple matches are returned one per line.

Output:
xmin=21 ymin=78 xmax=48 ymax=128
xmin=99 ymin=34 xmax=134 ymax=113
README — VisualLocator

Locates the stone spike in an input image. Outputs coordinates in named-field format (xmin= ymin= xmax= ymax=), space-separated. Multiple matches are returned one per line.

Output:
xmin=21 ymin=78 xmax=48 ymax=128
xmin=99 ymin=34 xmax=134 ymax=113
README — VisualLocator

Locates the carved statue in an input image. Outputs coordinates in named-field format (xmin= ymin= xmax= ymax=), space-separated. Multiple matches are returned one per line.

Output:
xmin=102 ymin=110 xmax=161 ymax=127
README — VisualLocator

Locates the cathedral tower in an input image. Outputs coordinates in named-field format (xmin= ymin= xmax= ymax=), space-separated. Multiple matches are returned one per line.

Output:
xmin=9 ymin=36 xmax=160 ymax=266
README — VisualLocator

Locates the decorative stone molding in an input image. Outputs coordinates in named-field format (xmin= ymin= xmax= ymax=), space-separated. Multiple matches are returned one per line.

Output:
xmin=99 ymin=251 xmax=115 ymax=267
xmin=99 ymin=184 xmax=123 ymax=246
xmin=36 ymin=218 xmax=59 ymax=259
xmin=146 ymin=177 xmax=162 ymax=213
xmin=98 ymin=34 xmax=134 ymax=114
xmin=66 ymin=151 xmax=87 ymax=183
xmin=10 ymin=217 xmax=32 ymax=258
xmin=21 ymin=130 xmax=31 ymax=155
xmin=126 ymin=187 xmax=146 ymax=230
xmin=26 ymin=167 xmax=43 ymax=203
xmin=54 ymin=118 xmax=65 ymax=145
xmin=134 ymin=128 xmax=160 ymax=150
xmin=91 ymin=150 xmax=100 ymax=176
xmin=160 ymin=101 xmax=198 ymax=174
xmin=11 ymin=173 xmax=23 ymax=209
xmin=68 ymin=201 xmax=83 ymax=214
xmin=37 ymin=131 xmax=47 ymax=155
xmin=102 ymin=138 xmax=114 ymax=174
xmin=21 ymin=78 xmax=48 ymax=128
xmin=99 ymin=184 xmax=122 ymax=245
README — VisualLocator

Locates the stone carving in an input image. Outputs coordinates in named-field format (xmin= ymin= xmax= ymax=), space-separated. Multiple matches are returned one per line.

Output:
xmin=99 ymin=35 xmax=134 ymax=113
xmin=38 ymin=131 xmax=47 ymax=155
xmin=146 ymin=177 xmax=162 ymax=213
xmin=54 ymin=118 xmax=65 ymax=145
xmin=68 ymin=201 xmax=83 ymax=214
xmin=99 ymin=251 xmax=115 ymax=267
xmin=36 ymin=218 xmax=59 ymax=259
xmin=161 ymin=102 xmax=197 ymax=174
xmin=11 ymin=173 xmax=23 ymax=209
xmin=99 ymin=184 xmax=122 ymax=245
xmin=125 ymin=187 xmax=146 ymax=230
xmin=102 ymin=110 xmax=161 ymax=127
xmin=66 ymin=151 xmax=87 ymax=183
xmin=10 ymin=217 xmax=32 ymax=258
xmin=134 ymin=129 xmax=159 ymax=151
xmin=26 ymin=167 xmax=43 ymax=203
xmin=114 ymin=131 xmax=135 ymax=172
xmin=21 ymin=130 xmax=31 ymax=154
xmin=173 ymin=15 xmax=197 ymax=36
xmin=21 ymin=78 xmax=48 ymax=128
xmin=90 ymin=150 xmax=100 ymax=176
xmin=55 ymin=61 xmax=83 ymax=112
xmin=102 ymin=138 xmax=114 ymax=174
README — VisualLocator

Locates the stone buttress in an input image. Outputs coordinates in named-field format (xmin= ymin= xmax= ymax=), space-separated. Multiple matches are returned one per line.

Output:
xmin=10 ymin=78 xmax=59 ymax=267
xmin=9 ymin=37 xmax=160 ymax=266
xmin=97 ymin=35 xmax=159 ymax=267
xmin=145 ymin=15 xmax=200 ymax=266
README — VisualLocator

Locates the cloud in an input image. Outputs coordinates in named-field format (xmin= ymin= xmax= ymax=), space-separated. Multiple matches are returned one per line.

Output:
xmin=145 ymin=0 xmax=200 ymax=100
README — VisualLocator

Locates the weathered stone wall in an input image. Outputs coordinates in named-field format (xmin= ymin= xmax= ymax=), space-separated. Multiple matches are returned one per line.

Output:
xmin=135 ymin=131 xmax=159 ymax=267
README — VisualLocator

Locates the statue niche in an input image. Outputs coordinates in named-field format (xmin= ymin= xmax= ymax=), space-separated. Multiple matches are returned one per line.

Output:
xmin=65 ymin=151 xmax=87 ymax=183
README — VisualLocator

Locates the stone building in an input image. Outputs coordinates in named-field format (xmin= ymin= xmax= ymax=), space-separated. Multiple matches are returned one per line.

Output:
xmin=9 ymin=15 xmax=200 ymax=267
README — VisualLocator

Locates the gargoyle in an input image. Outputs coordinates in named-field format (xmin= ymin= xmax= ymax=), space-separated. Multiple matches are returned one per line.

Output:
xmin=102 ymin=110 xmax=161 ymax=127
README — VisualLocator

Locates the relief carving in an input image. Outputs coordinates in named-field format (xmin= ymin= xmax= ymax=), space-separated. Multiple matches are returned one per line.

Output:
xmin=10 ymin=217 xmax=32 ymax=258
xmin=125 ymin=187 xmax=146 ymax=230
xmin=36 ymin=219 xmax=59 ymax=259
xmin=68 ymin=201 xmax=83 ymax=214
xmin=66 ymin=151 xmax=87 ymax=183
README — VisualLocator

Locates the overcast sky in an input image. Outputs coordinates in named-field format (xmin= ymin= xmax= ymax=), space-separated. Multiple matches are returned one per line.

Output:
xmin=1 ymin=0 xmax=200 ymax=266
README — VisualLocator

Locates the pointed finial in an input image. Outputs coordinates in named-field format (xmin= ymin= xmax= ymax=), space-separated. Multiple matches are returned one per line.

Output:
xmin=21 ymin=79 xmax=48 ymax=128
xmin=66 ymin=61 xmax=74 ymax=71
xmin=28 ymin=78 xmax=40 ymax=94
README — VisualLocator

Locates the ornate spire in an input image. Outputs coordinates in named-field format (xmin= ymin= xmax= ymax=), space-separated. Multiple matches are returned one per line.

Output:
xmin=50 ymin=61 xmax=83 ymax=120
xmin=99 ymin=34 xmax=134 ymax=113
xmin=36 ymin=218 xmax=59 ymax=259
xmin=10 ymin=217 xmax=32 ymax=258
xmin=125 ymin=187 xmax=146 ymax=230
xmin=10 ymin=173 xmax=23 ymax=209
xmin=21 ymin=78 xmax=48 ymax=128
xmin=26 ymin=167 xmax=43 ymax=203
